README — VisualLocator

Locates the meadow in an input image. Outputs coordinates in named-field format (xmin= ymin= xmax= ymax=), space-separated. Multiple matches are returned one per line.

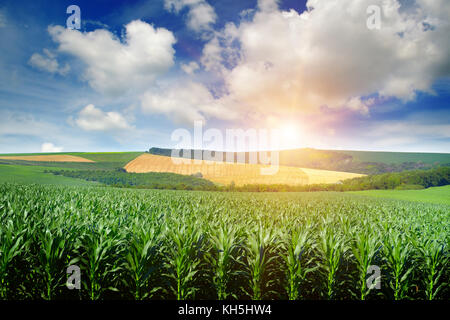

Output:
xmin=352 ymin=185 xmax=450 ymax=205
xmin=1 ymin=182 xmax=448 ymax=300
xmin=0 ymin=164 xmax=96 ymax=186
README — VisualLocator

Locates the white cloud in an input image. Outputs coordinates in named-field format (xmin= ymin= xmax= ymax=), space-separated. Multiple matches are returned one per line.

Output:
xmin=28 ymin=49 xmax=70 ymax=75
xmin=75 ymin=104 xmax=132 ymax=131
xmin=41 ymin=142 xmax=63 ymax=152
xmin=164 ymin=0 xmax=217 ymax=36
xmin=141 ymin=81 xmax=236 ymax=124
xmin=181 ymin=61 xmax=200 ymax=74
xmin=199 ymin=0 xmax=450 ymax=119
xmin=48 ymin=20 xmax=176 ymax=96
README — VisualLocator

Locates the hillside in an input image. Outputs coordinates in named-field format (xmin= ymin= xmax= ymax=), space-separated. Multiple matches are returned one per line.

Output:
xmin=125 ymin=153 xmax=364 ymax=186
xmin=149 ymin=147 xmax=450 ymax=174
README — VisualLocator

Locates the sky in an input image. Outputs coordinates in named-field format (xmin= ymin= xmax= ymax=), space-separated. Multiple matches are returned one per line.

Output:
xmin=0 ymin=0 xmax=449 ymax=154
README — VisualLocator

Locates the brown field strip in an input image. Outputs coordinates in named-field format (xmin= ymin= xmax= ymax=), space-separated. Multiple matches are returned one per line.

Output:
xmin=124 ymin=154 xmax=364 ymax=186
xmin=0 ymin=155 xmax=95 ymax=162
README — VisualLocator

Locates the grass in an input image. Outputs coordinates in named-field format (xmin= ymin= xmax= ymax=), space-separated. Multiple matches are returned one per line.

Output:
xmin=350 ymin=185 xmax=450 ymax=205
xmin=0 ymin=164 xmax=96 ymax=186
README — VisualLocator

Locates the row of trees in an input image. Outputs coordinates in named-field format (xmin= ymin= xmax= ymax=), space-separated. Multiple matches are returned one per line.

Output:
xmin=47 ymin=166 xmax=450 ymax=193
xmin=47 ymin=169 xmax=217 ymax=191
xmin=230 ymin=167 xmax=450 ymax=192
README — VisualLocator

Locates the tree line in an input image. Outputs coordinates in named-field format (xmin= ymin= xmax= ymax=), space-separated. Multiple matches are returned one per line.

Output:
xmin=47 ymin=166 xmax=450 ymax=192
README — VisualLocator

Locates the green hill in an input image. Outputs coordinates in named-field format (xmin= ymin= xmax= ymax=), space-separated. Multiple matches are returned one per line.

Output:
xmin=338 ymin=150 xmax=450 ymax=165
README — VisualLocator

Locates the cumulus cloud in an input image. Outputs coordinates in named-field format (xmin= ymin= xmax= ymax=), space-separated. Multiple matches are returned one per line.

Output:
xmin=199 ymin=0 xmax=450 ymax=118
xmin=48 ymin=20 xmax=176 ymax=96
xmin=181 ymin=61 xmax=200 ymax=74
xmin=28 ymin=49 xmax=70 ymax=75
xmin=164 ymin=0 xmax=217 ymax=36
xmin=41 ymin=142 xmax=63 ymax=152
xmin=75 ymin=104 xmax=132 ymax=131
xmin=141 ymin=81 xmax=237 ymax=124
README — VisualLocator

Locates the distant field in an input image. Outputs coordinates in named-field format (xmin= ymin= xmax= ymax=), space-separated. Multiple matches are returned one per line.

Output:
xmin=66 ymin=152 xmax=143 ymax=164
xmin=0 ymin=155 xmax=94 ymax=162
xmin=339 ymin=150 xmax=450 ymax=165
xmin=351 ymin=185 xmax=450 ymax=205
xmin=0 ymin=164 xmax=96 ymax=186
xmin=0 ymin=151 xmax=143 ymax=164
xmin=125 ymin=153 xmax=364 ymax=186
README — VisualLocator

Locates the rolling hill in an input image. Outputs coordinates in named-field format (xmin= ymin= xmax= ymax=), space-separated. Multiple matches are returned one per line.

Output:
xmin=124 ymin=153 xmax=364 ymax=186
xmin=149 ymin=147 xmax=450 ymax=174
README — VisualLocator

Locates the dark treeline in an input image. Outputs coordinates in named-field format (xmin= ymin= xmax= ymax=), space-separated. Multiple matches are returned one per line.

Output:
xmin=46 ymin=169 xmax=217 ymax=191
xmin=233 ymin=166 xmax=450 ymax=192
xmin=47 ymin=166 xmax=450 ymax=192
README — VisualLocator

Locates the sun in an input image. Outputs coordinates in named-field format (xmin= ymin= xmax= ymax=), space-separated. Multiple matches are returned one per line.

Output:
xmin=281 ymin=123 xmax=300 ymax=148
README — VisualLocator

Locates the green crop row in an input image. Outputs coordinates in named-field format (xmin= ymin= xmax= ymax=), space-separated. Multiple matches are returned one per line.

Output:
xmin=0 ymin=183 xmax=448 ymax=300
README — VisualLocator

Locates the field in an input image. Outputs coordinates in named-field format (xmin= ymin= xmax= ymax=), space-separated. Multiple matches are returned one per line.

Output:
xmin=125 ymin=153 xmax=364 ymax=186
xmin=0 ymin=165 xmax=96 ymax=186
xmin=0 ymin=155 xmax=94 ymax=162
xmin=0 ymin=183 xmax=448 ymax=300
xmin=66 ymin=152 xmax=143 ymax=164
xmin=352 ymin=186 xmax=450 ymax=205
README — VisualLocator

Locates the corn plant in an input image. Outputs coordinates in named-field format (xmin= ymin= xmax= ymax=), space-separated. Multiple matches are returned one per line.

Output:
xmin=163 ymin=223 xmax=203 ymax=300
xmin=244 ymin=226 xmax=278 ymax=300
xmin=413 ymin=237 xmax=448 ymax=300
xmin=124 ymin=224 xmax=162 ymax=300
xmin=383 ymin=231 xmax=414 ymax=300
xmin=36 ymin=228 xmax=70 ymax=300
xmin=351 ymin=229 xmax=381 ymax=300
xmin=318 ymin=226 xmax=345 ymax=299
xmin=281 ymin=227 xmax=316 ymax=300
xmin=0 ymin=221 xmax=25 ymax=299
xmin=205 ymin=224 xmax=242 ymax=300
xmin=79 ymin=223 xmax=125 ymax=300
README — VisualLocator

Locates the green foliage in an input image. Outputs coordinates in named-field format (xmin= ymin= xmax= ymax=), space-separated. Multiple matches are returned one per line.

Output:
xmin=205 ymin=224 xmax=242 ymax=300
xmin=0 ymin=183 xmax=448 ymax=300
xmin=48 ymin=169 xmax=217 ymax=190
xmin=229 ymin=166 xmax=450 ymax=193
xmin=351 ymin=227 xmax=381 ymax=300
xmin=281 ymin=227 xmax=316 ymax=300
xmin=318 ymin=226 xmax=346 ymax=299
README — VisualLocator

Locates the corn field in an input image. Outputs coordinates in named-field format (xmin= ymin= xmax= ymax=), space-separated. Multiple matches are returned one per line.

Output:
xmin=0 ymin=183 xmax=448 ymax=300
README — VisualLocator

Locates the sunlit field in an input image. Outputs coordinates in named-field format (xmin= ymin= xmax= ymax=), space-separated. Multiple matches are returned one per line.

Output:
xmin=1 ymin=183 xmax=448 ymax=300
xmin=124 ymin=153 xmax=364 ymax=186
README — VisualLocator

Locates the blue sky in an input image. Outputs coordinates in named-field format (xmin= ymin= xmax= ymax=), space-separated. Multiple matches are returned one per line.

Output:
xmin=0 ymin=0 xmax=449 ymax=153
